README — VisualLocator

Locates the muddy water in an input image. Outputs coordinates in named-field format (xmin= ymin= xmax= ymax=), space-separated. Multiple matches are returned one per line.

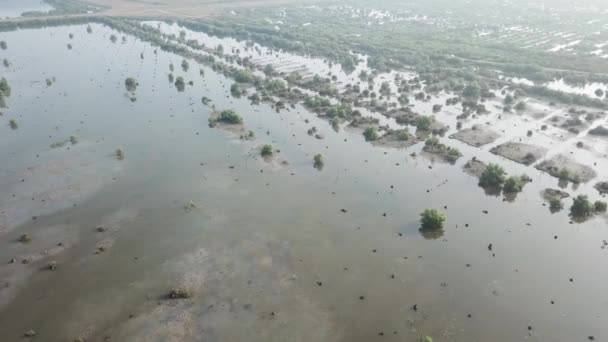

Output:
xmin=0 ymin=23 xmax=607 ymax=342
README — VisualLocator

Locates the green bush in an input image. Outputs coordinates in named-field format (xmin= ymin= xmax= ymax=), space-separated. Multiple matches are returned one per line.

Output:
xmin=416 ymin=116 xmax=433 ymax=131
xmin=549 ymin=198 xmax=563 ymax=212
xmin=479 ymin=163 xmax=506 ymax=188
xmin=313 ymin=154 xmax=324 ymax=169
xmin=218 ymin=110 xmax=242 ymax=124
xmin=125 ymin=77 xmax=137 ymax=92
xmin=570 ymin=195 xmax=593 ymax=217
xmin=595 ymin=201 xmax=607 ymax=213
xmin=503 ymin=176 xmax=524 ymax=193
xmin=261 ymin=144 xmax=273 ymax=157
xmin=420 ymin=209 xmax=445 ymax=230
xmin=363 ymin=127 xmax=378 ymax=141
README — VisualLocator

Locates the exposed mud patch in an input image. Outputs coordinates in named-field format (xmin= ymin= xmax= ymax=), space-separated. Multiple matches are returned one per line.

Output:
xmin=536 ymin=154 xmax=597 ymax=183
xmin=450 ymin=124 xmax=500 ymax=147
xmin=490 ymin=142 xmax=547 ymax=165
xmin=462 ymin=158 xmax=488 ymax=178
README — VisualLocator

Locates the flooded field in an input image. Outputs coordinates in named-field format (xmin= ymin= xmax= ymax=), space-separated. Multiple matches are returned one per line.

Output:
xmin=1 ymin=19 xmax=608 ymax=342
xmin=0 ymin=0 xmax=53 ymax=18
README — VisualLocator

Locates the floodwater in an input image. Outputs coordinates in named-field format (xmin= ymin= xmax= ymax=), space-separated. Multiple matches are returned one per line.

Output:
xmin=0 ymin=23 xmax=608 ymax=342
xmin=0 ymin=0 xmax=53 ymax=18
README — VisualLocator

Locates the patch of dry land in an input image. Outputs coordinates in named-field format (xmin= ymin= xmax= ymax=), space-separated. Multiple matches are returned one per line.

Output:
xmin=372 ymin=129 xmax=418 ymax=149
xmin=462 ymin=158 xmax=488 ymax=178
xmin=450 ymin=124 xmax=500 ymax=147
xmin=536 ymin=154 xmax=597 ymax=183
xmin=490 ymin=142 xmax=547 ymax=166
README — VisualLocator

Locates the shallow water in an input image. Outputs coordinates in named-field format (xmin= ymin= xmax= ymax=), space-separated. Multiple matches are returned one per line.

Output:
xmin=0 ymin=23 xmax=607 ymax=342
xmin=0 ymin=0 xmax=53 ymax=18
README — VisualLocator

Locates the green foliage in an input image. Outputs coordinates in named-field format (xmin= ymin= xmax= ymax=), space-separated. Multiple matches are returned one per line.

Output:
xmin=0 ymin=77 xmax=11 ymax=97
xmin=420 ymin=209 xmax=446 ymax=230
xmin=503 ymin=176 xmax=524 ymax=193
xmin=115 ymin=148 xmax=124 ymax=160
xmin=462 ymin=84 xmax=480 ymax=98
xmin=9 ymin=118 xmax=17 ymax=129
xmin=363 ymin=127 xmax=378 ymax=141
xmin=397 ymin=129 xmax=410 ymax=141
xmin=125 ymin=77 xmax=137 ymax=92
xmin=595 ymin=201 xmax=607 ymax=213
xmin=230 ymin=83 xmax=242 ymax=97
xmin=313 ymin=154 xmax=324 ymax=169
xmin=218 ymin=110 xmax=243 ymax=124
xmin=261 ymin=144 xmax=273 ymax=157
xmin=181 ymin=59 xmax=189 ymax=71
xmin=479 ymin=163 xmax=506 ymax=188
xmin=233 ymin=69 xmax=254 ymax=83
xmin=570 ymin=195 xmax=593 ymax=218
xmin=264 ymin=64 xmax=274 ymax=76
xmin=0 ymin=41 xmax=6 ymax=50
xmin=416 ymin=116 xmax=434 ymax=131
xmin=549 ymin=198 xmax=563 ymax=212
xmin=304 ymin=95 xmax=331 ymax=109
xmin=174 ymin=76 xmax=185 ymax=92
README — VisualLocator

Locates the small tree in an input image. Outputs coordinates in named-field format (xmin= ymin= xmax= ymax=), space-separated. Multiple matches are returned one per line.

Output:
xmin=174 ymin=76 xmax=185 ymax=92
xmin=313 ymin=154 xmax=324 ymax=169
xmin=570 ymin=195 xmax=593 ymax=218
xmin=397 ymin=129 xmax=410 ymax=141
xmin=125 ymin=77 xmax=137 ymax=93
xmin=218 ymin=110 xmax=242 ymax=124
xmin=549 ymin=198 xmax=563 ymax=212
xmin=115 ymin=148 xmax=124 ymax=160
xmin=261 ymin=145 xmax=273 ymax=157
xmin=420 ymin=209 xmax=446 ymax=230
xmin=595 ymin=201 xmax=607 ymax=213
xmin=515 ymin=101 xmax=526 ymax=111
xmin=479 ymin=163 xmax=506 ymax=188
xmin=416 ymin=116 xmax=433 ymax=131
xmin=595 ymin=88 xmax=604 ymax=98
xmin=181 ymin=59 xmax=189 ymax=72
xmin=503 ymin=176 xmax=524 ymax=193
xmin=363 ymin=127 xmax=378 ymax=141
xmin=0 ymin=41 xmax=7 ymax=50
